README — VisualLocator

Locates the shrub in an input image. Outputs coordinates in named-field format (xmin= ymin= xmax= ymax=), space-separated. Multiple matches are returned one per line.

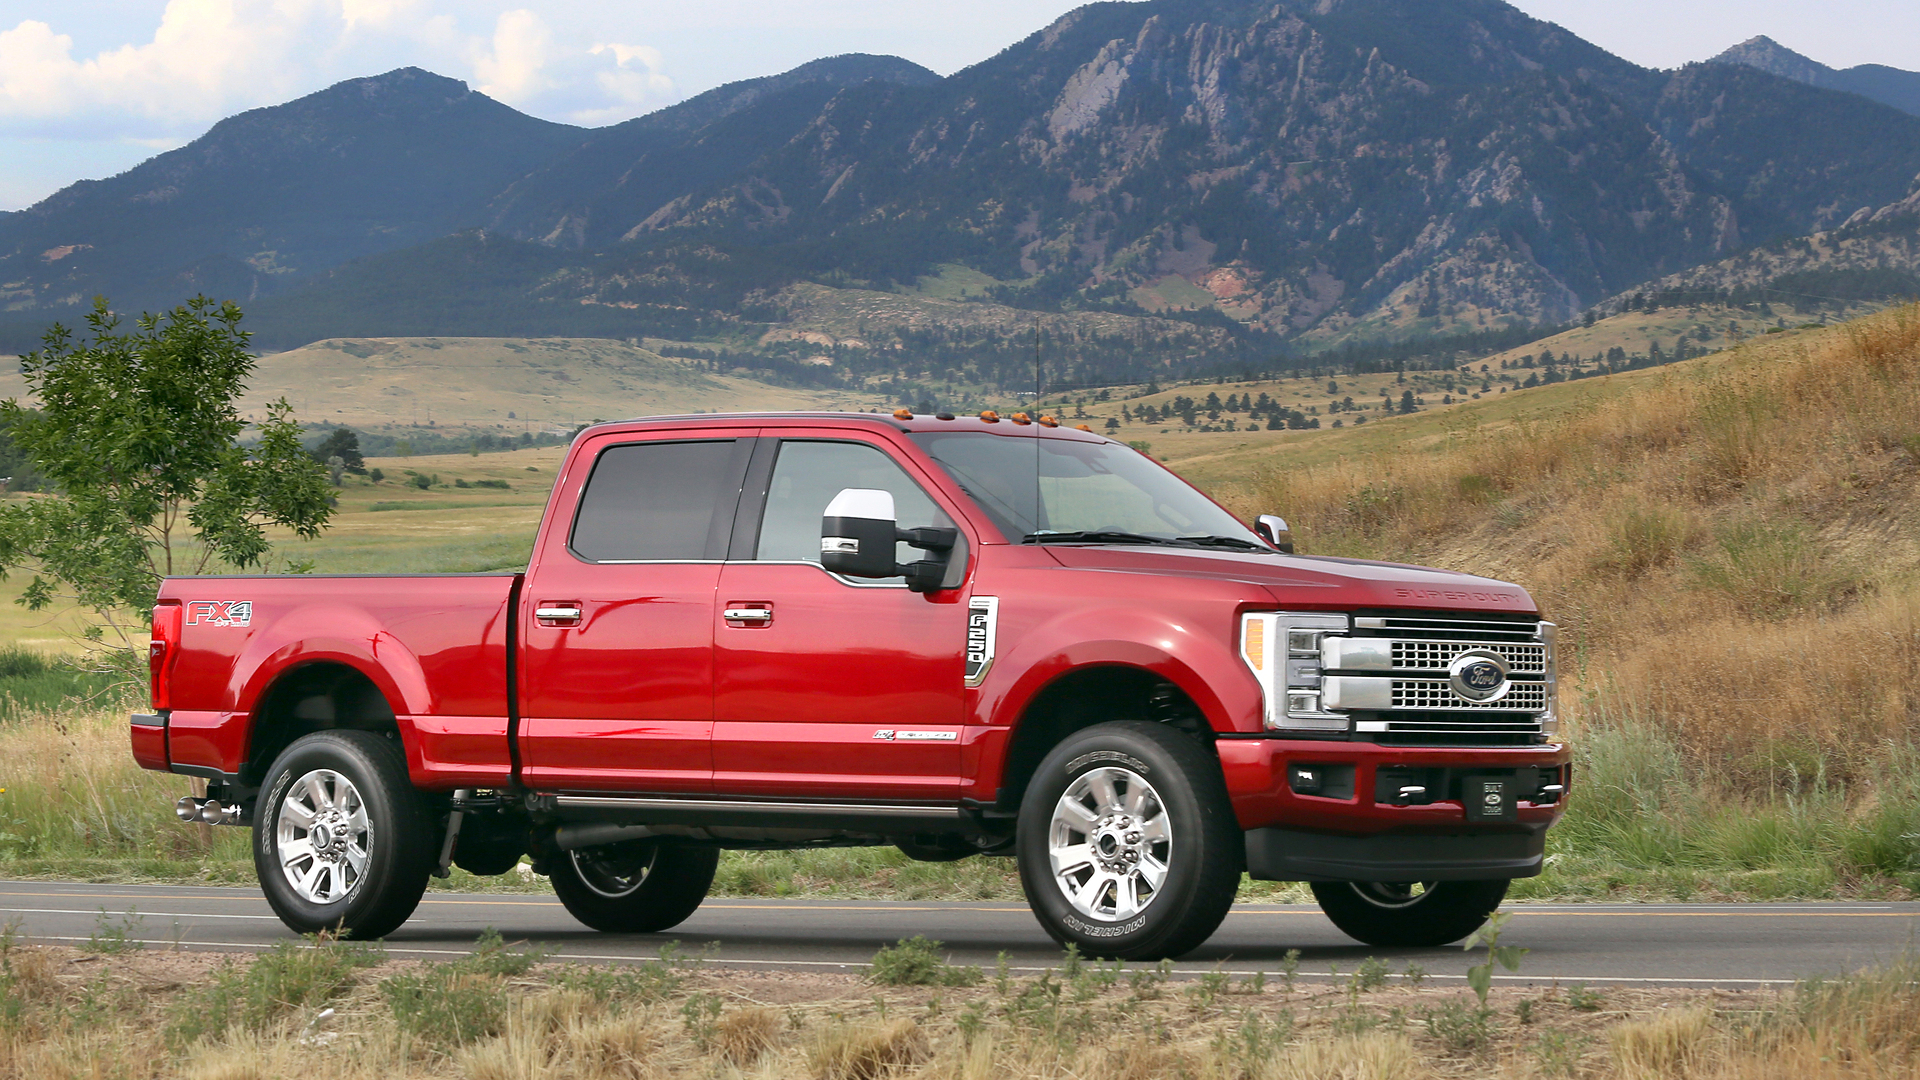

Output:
xmin=868 ymin=936 xmax=982 ymax=987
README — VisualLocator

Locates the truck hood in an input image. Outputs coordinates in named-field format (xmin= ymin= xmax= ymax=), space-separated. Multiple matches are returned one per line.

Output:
xmin=1039 ymin=545 xmax=1538 ymax=616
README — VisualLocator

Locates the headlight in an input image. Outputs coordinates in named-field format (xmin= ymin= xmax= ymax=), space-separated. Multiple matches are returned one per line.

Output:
xmin=1240 ymin=611 xmax=1351 ymax=733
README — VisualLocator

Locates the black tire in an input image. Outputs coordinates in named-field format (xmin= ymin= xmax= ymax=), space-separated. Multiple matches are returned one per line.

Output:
xmin=549 ymin=840 xmax=719 ymax=933
xmin=253 ymin=730 xmax=436 ymax=940
xmin=1311 ymin=879 xmax=1511 ymax=947
xmin=1016 ymin=721 xmax=1243 ymax=960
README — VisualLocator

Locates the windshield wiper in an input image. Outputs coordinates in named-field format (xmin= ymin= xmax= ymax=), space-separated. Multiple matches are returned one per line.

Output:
xmin=1022 ymin=530 xmax=1198 ymax=547
xmin=1177 ymin=534 xmax=1271 ymax=551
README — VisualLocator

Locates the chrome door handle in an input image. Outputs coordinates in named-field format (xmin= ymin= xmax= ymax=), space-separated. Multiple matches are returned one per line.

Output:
xmin=535 ymin=603 xmax=582 ymax=627
xmin=723 ymin=605 xmax=773 ymax=625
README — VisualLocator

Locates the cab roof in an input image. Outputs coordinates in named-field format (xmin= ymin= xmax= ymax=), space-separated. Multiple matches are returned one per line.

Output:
xmin=582 ymin=410 xmax=1111 ymax=440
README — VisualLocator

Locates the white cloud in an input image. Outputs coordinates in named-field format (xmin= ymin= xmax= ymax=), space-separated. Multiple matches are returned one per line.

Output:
xmin=472 ymin=7 xmax=551 ymax=104
xmin=0 ymin=1 xmax=677 ymax=139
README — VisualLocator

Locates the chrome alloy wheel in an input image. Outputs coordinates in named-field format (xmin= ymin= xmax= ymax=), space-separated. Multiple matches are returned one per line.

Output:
xmin=274 ymin=769 xmax=372 ymax=905
xmin=1347 ymin=881 xmax=1436 ymax=908
xmin=569 ymin=844 xmax=662 ymax=899
xmin=1047 ymin=766 xmax=1172 ymax=922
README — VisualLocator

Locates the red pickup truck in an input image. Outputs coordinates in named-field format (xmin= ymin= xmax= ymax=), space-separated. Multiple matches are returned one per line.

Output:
xmin=133 ymin=411 xmax=1566 ymax=959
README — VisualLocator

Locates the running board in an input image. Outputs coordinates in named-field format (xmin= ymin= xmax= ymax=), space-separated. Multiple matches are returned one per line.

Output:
xmin=546 ymin=793 xmax=964 ymax=832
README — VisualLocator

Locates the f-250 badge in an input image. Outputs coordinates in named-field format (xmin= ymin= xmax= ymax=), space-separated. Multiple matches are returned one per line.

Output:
xmin=964 ymin=595 xmax=999 ymax=688
xmin=185 ymin=600 xmax=252 ymax=627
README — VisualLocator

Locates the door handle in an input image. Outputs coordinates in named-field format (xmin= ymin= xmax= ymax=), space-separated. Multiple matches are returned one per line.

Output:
xmin=535 ymin=602 xmax=583 ymax=627
xmin=723 ymin=603 xmax=773 ymax=627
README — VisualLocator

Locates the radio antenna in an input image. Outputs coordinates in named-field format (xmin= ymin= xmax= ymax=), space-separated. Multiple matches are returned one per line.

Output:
xmin=1033 ymin=318 xmax=1042 ymax=535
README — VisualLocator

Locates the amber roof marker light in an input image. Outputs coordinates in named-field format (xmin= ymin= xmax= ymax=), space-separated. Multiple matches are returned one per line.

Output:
xmin=1011 ymin=412 xmax=1032 ymax=425
xmin=1037 ymin=415 xmax=1060 ymax=428
xmin=979 ymin=410 xmax=1001 ymax=423
xmin=1075 ymin=424 xmax=1093 ymax=432
xmin=893 ymin=408 xmax=914 ymax=420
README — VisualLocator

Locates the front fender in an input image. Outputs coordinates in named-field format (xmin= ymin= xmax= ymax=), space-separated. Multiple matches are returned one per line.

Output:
xmin=979 ymin=604 xmax=1264 ymax=734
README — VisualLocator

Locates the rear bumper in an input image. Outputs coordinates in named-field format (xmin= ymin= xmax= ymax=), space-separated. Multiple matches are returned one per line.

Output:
xmin=1245 ymin=823 xmax=1548 ymax=882
xmin=130 ymin=712 xmax=168 ymax=772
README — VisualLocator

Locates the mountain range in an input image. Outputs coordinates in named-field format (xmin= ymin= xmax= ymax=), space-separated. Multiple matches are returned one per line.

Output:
xmin=1709 ymin=36 xmax=1920 ymax=118
xmin=3 ymin=0 xmax=1919 ymax=388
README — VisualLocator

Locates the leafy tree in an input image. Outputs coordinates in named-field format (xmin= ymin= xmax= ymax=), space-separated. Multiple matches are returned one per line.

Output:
xmin=312 ymin=427 xmax=365 ymax=472
xmin=0 ymin=297 xmax=332 ymax=652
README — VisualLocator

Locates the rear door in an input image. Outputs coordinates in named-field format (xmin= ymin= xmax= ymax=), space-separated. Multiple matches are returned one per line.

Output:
xmin=711 ymin=433 xmax=973 ymax=802
xmin=517 ymin=432 xmax=755 ymax=792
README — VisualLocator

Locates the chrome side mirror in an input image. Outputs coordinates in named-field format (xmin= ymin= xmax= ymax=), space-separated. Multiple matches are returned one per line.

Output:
xmin=1255 ymin=514 xmax=1294 ymax=554
xmin=821 ymin=488 xmax=901 ymax=578
xmin=821 ymin=488 xmax=959 ymax=592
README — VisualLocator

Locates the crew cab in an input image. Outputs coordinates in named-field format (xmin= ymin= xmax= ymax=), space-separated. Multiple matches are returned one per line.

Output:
xmin=133 ymin=411 xmax=1567 ymax=958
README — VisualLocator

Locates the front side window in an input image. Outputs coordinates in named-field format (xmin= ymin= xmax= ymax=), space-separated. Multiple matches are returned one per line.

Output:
xmin=910 ymin=432 xmax=1263 ymax=549
xmin=755 ymin=440 xmax=951 ymax=577
xmin=571 ymin=440 xmax=739 ymax=561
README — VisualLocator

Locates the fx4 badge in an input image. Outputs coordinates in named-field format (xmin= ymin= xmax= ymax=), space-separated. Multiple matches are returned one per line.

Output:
xmin=185 ymin=600 xmax=252 ymax=627
xmin=964 ymin=595 xmax=999 ymax=688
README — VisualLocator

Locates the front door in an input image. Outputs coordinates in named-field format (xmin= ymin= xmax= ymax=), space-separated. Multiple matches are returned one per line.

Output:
xmin=517 ymin=435 xmax=754 ymax=793
xmin=712 ymin=435 xmax=971 ymax=802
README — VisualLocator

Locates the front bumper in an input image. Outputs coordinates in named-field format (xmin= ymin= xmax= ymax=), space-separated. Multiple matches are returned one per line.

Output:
xmin=1216 ymin=736 xmax=1570 ymax=852
xmin=1245 ymin=823 xmax=1548 ymax=882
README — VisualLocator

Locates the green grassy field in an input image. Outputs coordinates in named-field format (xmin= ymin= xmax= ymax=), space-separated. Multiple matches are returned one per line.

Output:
xmin=0 ymin=307 xmax=1914 ymax=903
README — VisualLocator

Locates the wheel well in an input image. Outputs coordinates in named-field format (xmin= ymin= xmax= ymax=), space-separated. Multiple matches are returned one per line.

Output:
xmin=996 ymin=665 xmax=1213 ymax=812
xmin=243 ymin=663 xmax=399 ymax=784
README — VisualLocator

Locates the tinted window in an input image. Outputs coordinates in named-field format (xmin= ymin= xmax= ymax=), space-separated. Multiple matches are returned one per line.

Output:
xmin=572 ymin=440 xmax=738 ymax=561
xmin=911 ymin=431 xmax=1260 ymax=545
xmin=756 ymin=441 xmax=949 ymax=572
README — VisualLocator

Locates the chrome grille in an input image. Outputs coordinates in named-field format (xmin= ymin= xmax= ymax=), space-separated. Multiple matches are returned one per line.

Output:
xmin=1389 ymin=639 xmax=1547 ymax=674
xmin=1390 ymin=679 xmax=1548 ymax=711
xmin=1355 ymin=615 xmax=1541 ymax=641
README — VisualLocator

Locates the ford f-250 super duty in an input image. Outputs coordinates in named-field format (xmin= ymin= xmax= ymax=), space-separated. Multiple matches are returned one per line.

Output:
xmin=132 ymin=410 xmax=1566 ymax=959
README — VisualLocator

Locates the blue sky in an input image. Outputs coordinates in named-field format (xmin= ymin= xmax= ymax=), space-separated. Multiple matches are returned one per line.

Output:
xmin=1 ymin=0 xmax=1915 ymax=211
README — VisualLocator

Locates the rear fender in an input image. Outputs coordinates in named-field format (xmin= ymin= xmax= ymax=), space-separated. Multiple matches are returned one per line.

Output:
xmin=234 ymin=605 xmax=430 ymax=776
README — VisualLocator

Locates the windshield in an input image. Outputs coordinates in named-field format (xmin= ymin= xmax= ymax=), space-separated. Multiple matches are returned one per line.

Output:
xmin=910 ymin=432 xmax=1266 ymax=548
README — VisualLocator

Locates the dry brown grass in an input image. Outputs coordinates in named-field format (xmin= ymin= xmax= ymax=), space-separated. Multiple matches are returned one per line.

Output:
xmin=1247 ymin=303 xmax=1920 ymax=787
xmin=0 ymin=940 xmax=1907 ymax=1080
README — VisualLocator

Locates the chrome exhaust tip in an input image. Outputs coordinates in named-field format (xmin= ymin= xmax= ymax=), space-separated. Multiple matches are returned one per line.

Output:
xmin=198 ymin=799 xmax=244 ymax=826
xmin=175 ymin=796 xmax=203 ymax=823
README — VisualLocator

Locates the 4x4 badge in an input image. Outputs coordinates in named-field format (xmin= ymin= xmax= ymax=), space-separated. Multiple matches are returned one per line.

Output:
xmin=964 ymin=596 xmax=999 ymax=688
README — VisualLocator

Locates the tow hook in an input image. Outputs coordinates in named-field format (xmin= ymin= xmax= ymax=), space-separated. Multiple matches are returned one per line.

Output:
xmin=175 ymin=795 xmax=247 ymax=826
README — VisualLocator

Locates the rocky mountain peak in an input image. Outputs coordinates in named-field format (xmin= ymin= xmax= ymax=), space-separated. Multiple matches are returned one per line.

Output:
xmin=1710 ymin=36 xmax=1832 ymax=85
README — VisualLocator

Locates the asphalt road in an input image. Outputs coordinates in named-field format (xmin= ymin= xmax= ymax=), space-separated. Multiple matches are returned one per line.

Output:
xmin=2 ymin=880 xmax=1912 ymax=988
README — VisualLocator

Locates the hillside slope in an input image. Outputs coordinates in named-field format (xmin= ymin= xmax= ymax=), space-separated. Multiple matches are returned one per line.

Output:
xmin=1216 ymin=304 xmax=1920 ymax=794
xmin=0 ymin=337 xmax=869 ymax=436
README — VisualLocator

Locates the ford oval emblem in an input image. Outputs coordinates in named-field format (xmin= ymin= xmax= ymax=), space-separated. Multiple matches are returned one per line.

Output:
xmin=1448 ymin=650 xmax=1511 ymax=703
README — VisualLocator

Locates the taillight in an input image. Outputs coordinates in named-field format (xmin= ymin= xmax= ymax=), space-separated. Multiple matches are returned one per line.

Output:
xmin=150 ymin=601 xmax=182 ymax=711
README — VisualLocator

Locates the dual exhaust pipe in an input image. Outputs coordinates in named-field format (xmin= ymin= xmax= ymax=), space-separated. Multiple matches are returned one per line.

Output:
xmin=175 ymin=796 xmax=246 ymax=827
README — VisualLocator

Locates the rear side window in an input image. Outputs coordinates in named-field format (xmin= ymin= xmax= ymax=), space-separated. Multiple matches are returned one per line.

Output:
xmin=571 ymin=440 xmax=739 ymax=561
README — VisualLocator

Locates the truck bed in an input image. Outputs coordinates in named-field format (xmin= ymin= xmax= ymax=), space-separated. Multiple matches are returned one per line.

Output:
xmin=155 ymin=573 xmax=520 ymax=789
